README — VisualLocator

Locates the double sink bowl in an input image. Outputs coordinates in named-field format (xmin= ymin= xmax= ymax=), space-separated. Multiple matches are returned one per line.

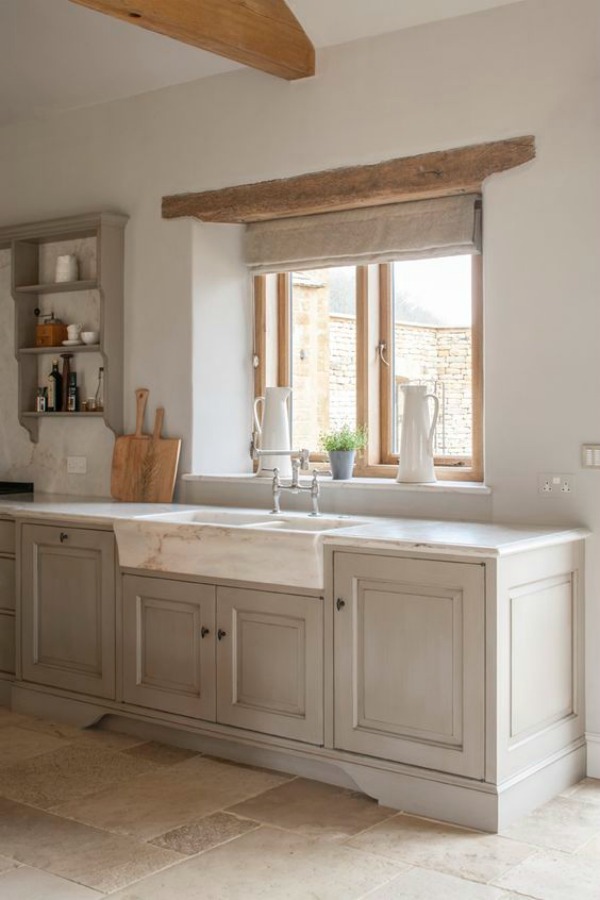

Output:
xmin=114 ymin=508 xmax=367 ymax=590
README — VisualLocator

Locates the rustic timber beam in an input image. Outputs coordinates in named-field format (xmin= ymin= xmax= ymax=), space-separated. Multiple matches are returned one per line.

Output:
xmin=69 ymin=0 xmax=315 ymax=81
xmin=162 ymin=136 xmax=536 ymax=224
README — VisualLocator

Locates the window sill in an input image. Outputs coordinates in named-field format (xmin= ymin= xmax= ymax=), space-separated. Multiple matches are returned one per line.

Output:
xmin=182 ymin=473 xmax=491 ymax=496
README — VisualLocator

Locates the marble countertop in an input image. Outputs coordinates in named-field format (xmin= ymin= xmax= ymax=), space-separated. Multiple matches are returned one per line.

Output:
xmin=0 ymin=493 xmax=588 ymax=556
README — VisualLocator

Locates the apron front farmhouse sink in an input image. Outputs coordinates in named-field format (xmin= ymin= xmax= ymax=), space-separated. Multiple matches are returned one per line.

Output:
xmin=114 ymin=507 xmax=365 ymax=589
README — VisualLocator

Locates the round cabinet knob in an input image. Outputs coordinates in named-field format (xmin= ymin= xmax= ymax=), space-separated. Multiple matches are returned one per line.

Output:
xmin=336 ymin=598 xmax=346 ymax=611
xmin=59 ymin=532 xmax=68 ymax=543
xmin=217 ymin=629 xmax=227 ymax=641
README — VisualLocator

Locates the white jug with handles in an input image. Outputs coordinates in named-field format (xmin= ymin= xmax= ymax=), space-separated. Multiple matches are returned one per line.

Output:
xmin=253 ymin=386 xmax=293 ymax=477
xmin=396 ymin=384 xmax=440 ymax=483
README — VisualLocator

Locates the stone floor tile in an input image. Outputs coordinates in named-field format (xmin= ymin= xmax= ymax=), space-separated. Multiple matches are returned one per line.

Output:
xmin=0 ymin=853 xmax=20 ymax=873
xmin=121 ymin=740 xmax=199 ymax=767
xmin=15 ymin=716 xmax=144 ymax=750
xmin=0 ymin=865 xmax=102 ymax=898
xmin=364 ymin=866 xmax=513 ymax=898
xmin=493 ymin=849 xmax=600 ymax=899
xmin=109 ymin=826 xmax=406 ymax=900
xmin=53 ymin=755 xmax=291 ymax=841
xmin=228 ymin=777 xmax=396 ymax=841
xmin=0 ymin=797 xmax=183 ymax=893
xmin=500 ymin=796 xmax=600 ymax=852
xmin=559 ymin=777 xmax=600 ymax=807
xmin=348 ymin=814 xmax=535 ymax=883
xmin=151 ymin=811 xmax=259 ymax=855
xmin=0 ymin=743 xmax=159 ymax=809
xmin=0 ymin=725 xmax=68 ymax=766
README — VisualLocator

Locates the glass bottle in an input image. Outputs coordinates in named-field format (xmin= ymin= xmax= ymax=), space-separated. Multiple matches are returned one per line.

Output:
xmin=47 ymin=359 xmax=62 ymax=412
xmin=94 ymin=366 xmax=104 ymax=412
xmin=60 ymin=353 xmax=73 ymax=412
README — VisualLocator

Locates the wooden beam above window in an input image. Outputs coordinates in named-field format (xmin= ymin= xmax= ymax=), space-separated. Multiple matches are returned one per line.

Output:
xmin=162 ymin=136 xmax=535 ymax=224
xmin=70 ymin=0 xmax=315 ymax=81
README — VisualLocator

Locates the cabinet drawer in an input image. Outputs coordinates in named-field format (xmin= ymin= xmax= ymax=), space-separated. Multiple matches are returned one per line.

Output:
xmin=0 ymin=611 xmax=15 ymax=675
xmin=0 ymin=556 xmax=15 ymax=611
xmin=0 ymin=520 xmax=15 ymax=555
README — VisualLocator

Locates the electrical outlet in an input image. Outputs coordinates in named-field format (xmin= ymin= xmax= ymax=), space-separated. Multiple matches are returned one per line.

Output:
xmin=538 ymin=473 xmax=574 ymax=496
xmin=67 ymin=456 xmax=87 ymax=475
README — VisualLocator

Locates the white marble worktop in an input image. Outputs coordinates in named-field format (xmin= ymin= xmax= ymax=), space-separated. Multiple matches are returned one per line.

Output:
xmin=0 ymin=494 xmax=588 ymax=590
xmin=0 ymin=493 xmax=196 ymax=527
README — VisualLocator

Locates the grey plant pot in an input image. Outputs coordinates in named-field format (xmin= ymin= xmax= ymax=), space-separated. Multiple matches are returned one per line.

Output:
xmin=328 ymin=450 xmax=356 ymax=480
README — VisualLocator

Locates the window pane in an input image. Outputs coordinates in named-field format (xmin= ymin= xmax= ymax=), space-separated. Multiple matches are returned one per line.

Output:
xmin=392 ymin=256 xmax=472 ymax=460
xmin=290 ymin=267 xmax=356 ymax=452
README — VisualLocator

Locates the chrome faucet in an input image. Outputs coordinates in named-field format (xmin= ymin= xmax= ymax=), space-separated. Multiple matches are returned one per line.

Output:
xmin=271 ymin=462 xmax=321 ymax=516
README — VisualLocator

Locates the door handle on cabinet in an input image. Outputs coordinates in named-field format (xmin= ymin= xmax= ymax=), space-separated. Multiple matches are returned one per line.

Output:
xmin=336 ymin=598 xmax=346 ymax=611
xmin=201 ymin=626 xmax=210 ymax=638
xmin=217 ymin=629 xmax=227 ymax=641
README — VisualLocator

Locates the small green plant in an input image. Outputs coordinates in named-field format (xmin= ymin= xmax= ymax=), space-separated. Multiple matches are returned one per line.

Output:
xmin=320 ymin=424 xmax=368 ymax=453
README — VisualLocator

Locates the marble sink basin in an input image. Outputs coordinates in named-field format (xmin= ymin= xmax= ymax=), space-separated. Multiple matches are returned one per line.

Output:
xmin=114 ymin=508 xmax=365 ymax=590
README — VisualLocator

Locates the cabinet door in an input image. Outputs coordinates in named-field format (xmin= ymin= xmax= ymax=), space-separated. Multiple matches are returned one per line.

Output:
xmin=0 ymin=611 xmax=15 ymax=675
xmin=21 ymin=524 xmax=116 ymax=699
xmin=122 ymin=575 xmax=216 ymax=721
xmin=216 ymin=587 xmax=323 ymax=745
xmin=0 ymin=556 xmax=15 ymax=611
xmin=334 ymin=552 xmax=485 ymax=778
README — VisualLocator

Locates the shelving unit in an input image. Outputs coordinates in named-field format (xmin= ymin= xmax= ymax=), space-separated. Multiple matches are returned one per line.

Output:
xmin=0 ymin=213 xmax=128 ymax=442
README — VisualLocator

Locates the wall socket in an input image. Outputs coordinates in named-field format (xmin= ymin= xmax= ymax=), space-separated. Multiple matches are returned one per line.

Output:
xmin=67 ymin=456 xmax=87 ymax=475
xmin=538 ymin=473 xmax=574 ymax=496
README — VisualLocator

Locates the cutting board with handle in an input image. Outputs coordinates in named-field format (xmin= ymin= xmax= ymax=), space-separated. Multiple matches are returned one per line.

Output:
xmin=110 ymin=388 xmax=151 ymax=501
xmin=139 ymin=407 xmax=182 ymax=503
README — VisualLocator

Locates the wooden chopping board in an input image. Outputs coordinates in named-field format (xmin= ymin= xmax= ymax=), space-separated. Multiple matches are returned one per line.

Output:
xmin=140 ymin=407 xmax=182 ymax=503
xmin=111 ymin=388 xmax=151 ymax=501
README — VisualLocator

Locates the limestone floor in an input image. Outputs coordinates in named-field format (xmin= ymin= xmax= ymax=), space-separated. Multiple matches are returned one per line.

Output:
xmin=0 ymin=708 xmax=598 ymax=898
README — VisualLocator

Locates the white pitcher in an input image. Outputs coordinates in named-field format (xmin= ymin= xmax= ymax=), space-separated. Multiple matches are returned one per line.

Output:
xmin=396 ymin=384 xmax=440 ymax=483
xmin=253 ymin=386 xmax=292 ymax=477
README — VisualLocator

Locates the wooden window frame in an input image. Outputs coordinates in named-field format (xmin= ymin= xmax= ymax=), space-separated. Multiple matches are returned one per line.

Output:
xmin=253 ymin=256 xmax=483 ymax=482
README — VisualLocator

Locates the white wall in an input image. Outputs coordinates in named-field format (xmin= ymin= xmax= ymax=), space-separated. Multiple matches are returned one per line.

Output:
xmin=0 ymin=0 xmax=599 ymax=754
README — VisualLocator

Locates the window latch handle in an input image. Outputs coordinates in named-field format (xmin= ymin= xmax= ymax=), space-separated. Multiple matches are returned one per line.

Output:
xmin=377 ymin=341 xmax=390 ymax=367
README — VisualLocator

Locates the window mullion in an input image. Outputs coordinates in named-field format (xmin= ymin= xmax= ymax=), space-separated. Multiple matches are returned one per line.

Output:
xmin=379 ymin=264 xmax=395 ymax=464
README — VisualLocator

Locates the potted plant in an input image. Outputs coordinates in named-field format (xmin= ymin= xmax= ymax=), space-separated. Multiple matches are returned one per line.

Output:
xmin=320 ymin=424 xmax=367 ymax=480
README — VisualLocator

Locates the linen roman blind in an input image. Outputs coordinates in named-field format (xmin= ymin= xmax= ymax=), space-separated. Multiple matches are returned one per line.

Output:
xmin=244 ymin=194 xmax=482 ymax=274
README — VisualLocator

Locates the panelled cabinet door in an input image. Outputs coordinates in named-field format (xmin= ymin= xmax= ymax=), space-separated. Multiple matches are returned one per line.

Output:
xmin=21 ymin=524 xmax=116 ymax=699
xmin=122 ymin=575 xmax=216 ymax=721
xmin=333 ymin=552 xmax=485 ymax=779
xmin=216 ymin=586 xmax=323 ymax=745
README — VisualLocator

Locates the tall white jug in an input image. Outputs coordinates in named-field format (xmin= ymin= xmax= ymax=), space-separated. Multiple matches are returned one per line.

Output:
xmin=396 ymin=384 xmax=439 ymax=483
xmin=253 ymin=386 xmax=292 ymax=477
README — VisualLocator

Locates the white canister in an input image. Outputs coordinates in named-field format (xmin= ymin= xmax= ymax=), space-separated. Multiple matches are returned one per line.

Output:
xmin=55 ymin=254 xmax=79 ymax=283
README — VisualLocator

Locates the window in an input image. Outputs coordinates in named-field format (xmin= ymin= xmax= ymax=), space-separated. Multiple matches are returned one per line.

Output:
xmin=249 ymin=195 xmax=482 ymax=481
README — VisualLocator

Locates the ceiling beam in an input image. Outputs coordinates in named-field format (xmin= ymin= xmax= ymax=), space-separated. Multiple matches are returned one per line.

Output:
xmin=69 ymin=0 xmax=315 ymax=80
xmin=162 ymin=136 xmax=536 ymax=223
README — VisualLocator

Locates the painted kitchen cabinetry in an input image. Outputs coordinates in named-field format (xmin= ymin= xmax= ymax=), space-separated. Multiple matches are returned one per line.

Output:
xmin=333 ymin=552 xmax=485 ymax=778
xmin=121 ymin=575 xmax=323 ymax=745
xmin=0 ymin=212 xmax=127 ymax=442
xmin=0 ymin=519 xmax=16 ymax=683
xmin=122 ymin=575 xmax=216 ymax=720
xmin=20 ymin=524 xmax=116 ymax=699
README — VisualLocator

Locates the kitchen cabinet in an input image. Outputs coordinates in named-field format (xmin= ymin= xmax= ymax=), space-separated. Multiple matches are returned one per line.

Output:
xmin=122 ymin=575 xmax=216 ymax=720
xmin=216 ymin=586 xmax=323 ymax=744
xmin=0 ymin=519 xmax=16 ymax=677
xmin=20 ymin=523 xmax=116 ymax=699
xmin=333 ymin=552 xmax=485 ymax=778
xmin=0 ymin=212 xmax=127 ymax=442
xmin=121 ymin=576 xmax=323 ymax=744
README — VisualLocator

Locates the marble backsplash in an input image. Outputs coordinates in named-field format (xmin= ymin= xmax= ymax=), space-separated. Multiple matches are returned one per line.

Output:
xmin=0 ymin=249 xmax=114 ymax=496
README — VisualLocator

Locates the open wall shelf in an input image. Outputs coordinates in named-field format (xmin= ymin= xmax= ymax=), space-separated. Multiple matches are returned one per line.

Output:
xmin=0 ymin=213 xmax=128 ymax=442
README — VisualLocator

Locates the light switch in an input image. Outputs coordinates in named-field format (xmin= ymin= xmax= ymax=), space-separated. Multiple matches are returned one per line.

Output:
xmin=582 ymin=444 xmax=600 ymax=468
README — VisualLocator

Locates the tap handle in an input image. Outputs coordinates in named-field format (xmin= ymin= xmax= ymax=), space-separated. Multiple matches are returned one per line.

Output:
xmin=311 ymin=469 xmax=320 ymax=495
xmin=272 ymin=467 xmax=280 ymax=486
